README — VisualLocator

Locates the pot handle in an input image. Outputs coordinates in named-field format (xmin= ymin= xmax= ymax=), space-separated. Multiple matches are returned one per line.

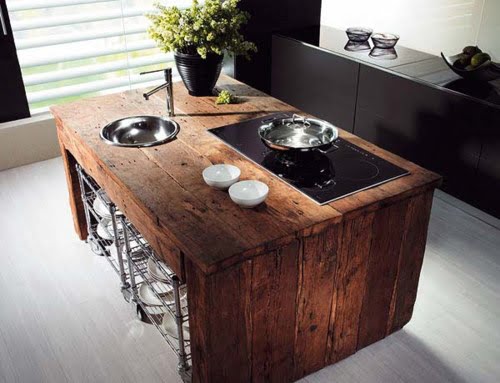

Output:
xmin=261 ymin=113 xmax=291 ymax=124
xmin=316 ymin=143 xmax=339 ymax=154
xmin=292 ymin=114 xmax=311 ymax=127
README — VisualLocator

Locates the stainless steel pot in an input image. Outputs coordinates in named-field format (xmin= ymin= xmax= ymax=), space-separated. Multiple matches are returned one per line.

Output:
xmin=259 ymin=114 xmax=339 ymax=153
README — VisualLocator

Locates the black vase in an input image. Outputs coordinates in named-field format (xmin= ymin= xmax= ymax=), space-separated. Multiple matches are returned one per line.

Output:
xmin=174 ymin=52 xmax=223 ymax=96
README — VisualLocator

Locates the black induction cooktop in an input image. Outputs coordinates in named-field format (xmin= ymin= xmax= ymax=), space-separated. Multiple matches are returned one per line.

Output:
xmin=208 ymin=113 xmax=410 ymax=205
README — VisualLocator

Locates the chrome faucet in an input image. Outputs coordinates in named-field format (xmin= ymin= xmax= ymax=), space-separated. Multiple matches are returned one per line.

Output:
xmin=140 ymin=68 xmax=175 ymax=117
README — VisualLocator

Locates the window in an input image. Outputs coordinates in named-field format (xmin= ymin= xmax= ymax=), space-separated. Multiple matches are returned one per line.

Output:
xmin=6 ymin=0 xmax=191 ymax=113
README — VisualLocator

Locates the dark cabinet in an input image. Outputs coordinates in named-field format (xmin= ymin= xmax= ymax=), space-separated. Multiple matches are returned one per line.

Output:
xmin=354 ymin=65 xmax=483 ymax=201
xmin=236 ymin=0 xmax=322 ymax=94
xmin=270 ymin=30 xmax=499 ymax=218
xmin=271 ymin=35 xmax=359 ymax=132
xmin=475 ymin=109 xmax=500 ymax=217
xmin=0 ymin=0 xmax=30 ymax=123
xmin=476 ymin=157 xmax=500 ymax=217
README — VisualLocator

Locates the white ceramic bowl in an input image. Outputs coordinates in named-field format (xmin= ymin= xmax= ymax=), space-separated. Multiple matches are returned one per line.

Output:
xmin=202 ymin=164 xmax=241 ymax=190
xmin=96 ymin=218 xmax=114 ymax=240
xmin=229 ymin=180 xmax=269 ymax=208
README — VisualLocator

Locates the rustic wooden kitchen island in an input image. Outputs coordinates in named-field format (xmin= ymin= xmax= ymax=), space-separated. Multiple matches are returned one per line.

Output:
xmin=51 ymin=75 xmax=441 ymax=383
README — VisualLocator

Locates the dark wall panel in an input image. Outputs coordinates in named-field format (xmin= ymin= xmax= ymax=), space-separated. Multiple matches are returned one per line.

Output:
xmin=271 ymin=36 xmax=359 ymax=132
xmin=354 ymin=64 xmax=483 ymax=201
xmin=236 ymin=0 xmax=322 ymax=93
xmin=475 ymin=108 xmax=500 ymax=217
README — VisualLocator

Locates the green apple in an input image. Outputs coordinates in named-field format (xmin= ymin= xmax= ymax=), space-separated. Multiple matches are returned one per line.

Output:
xmin=470 ymin=52 xmax=491 ymax=67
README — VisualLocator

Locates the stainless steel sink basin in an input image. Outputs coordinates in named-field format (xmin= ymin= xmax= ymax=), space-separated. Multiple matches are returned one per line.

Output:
xmin=100 ymin=116 xmax=180 ymax=148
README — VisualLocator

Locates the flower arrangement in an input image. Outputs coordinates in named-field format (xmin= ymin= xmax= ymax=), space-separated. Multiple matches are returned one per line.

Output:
xmin=147 ymin=0 xmax=257 ymax=59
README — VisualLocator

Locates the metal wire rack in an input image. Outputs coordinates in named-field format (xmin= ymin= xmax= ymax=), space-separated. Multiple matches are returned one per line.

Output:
xmin=121 ymin=218 xmax=192 ymax=381
xmin=76 ymin=165 xmax=191 ymax=382
xmin=76 ymin=165 xmax=130 ymax=298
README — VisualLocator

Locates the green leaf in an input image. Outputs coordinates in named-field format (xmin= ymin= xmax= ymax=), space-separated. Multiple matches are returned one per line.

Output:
xmin=148 ymin=0 xmax=257 ymax=59
xmin=216 ymin=90 xmax=237 ymax=105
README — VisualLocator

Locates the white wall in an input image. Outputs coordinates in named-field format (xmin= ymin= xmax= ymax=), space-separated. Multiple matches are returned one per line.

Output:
xmin=320 ymin=0 xmax=500 ymax=60
xmin=0 ymin=114 xmax=59 ymax=171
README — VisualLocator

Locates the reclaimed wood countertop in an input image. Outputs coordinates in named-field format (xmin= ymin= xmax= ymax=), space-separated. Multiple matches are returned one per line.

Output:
xmin=51 ymin=75 xmax=440 ymax=275
xmin=52 ymin=75 xmax=442 ymax=382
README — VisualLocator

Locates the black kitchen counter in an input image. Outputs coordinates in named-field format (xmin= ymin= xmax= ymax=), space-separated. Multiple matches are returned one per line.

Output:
xmin=277 ymin=25 xmax=500 ymax=110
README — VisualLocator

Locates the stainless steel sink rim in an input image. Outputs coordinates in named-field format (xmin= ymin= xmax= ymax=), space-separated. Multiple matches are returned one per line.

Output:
xmin=100 ymin=115 xmax=180 ymax=148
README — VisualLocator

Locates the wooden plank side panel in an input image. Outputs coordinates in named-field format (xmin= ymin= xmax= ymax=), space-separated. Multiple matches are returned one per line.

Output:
xmin=388 ymin=191 xmax=434 ymax=333
xmin=251 ymin=241 xmax=300 ymax=383
xmin=328 ymin=212 xmax=375 ymax=363
xmin=57 ymin=128 xmax=88 ymax=240
xmin=211 ymin=262 xmax=253 ymax=382
xmin=294 ymin=224 xmax=342 ymax=379
xmin=187 ymin=258 xmax=252 ymax=383
xmin=357 ymin=199 xmax=409 ymax=349
xmin=185 ymin=258 xmax=210 ymax=383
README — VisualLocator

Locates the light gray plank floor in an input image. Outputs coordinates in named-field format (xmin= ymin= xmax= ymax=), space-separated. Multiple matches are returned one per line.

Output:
xmin=0 ymin=158 xmax=499 ymax=383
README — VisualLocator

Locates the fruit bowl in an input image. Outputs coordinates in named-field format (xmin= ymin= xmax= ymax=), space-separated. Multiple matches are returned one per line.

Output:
xmin=441 ymin=52 xmax=500 ymax=82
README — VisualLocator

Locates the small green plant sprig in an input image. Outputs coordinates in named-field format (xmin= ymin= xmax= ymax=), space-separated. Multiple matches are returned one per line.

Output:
xmin=148 ymin=0 xmax=257 ymax=59
xmin=215 ymin=89 xmax=237 ymax=104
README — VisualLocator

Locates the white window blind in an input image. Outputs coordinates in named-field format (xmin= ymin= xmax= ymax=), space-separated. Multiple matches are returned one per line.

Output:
xmin=6 ymin=0 xmax=191 ymax=113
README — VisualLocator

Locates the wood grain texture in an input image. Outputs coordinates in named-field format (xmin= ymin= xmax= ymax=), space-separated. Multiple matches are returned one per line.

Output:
xmin=51 ymin=75 xmax=441 ymax=274
xmin=50 ymin=75 xmax=441 ymax=382
xmin=250 ymin=241 xmax=299 ymax=383
xmin=328 ymin=212 xmax=374 ymax=363
xmin=186 ymin=259 xmax=252 ymax=383
xmin=185 ymin=258 xmax=210 ymax=383
xmin=51 ymin=81 xmax=342 ymax=274
xmin=387 ymin=190 xmax=434 ymax=333
xmin=357 ymin=199 xmax=410 ymax=349
xmin=186 ymin=192 xmax=436 ymax=383
xmin=294 ymin=224 xmax=341 ymax=379
xmin=58 ymin=140 xmax=87 ymax=241
xmin=209 ymin=261 xmax=252 ymax=382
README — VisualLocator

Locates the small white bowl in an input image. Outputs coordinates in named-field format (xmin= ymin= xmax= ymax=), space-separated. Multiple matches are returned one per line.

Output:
xmin=229 ymin=180 xmax=269 ymax=208
xmin=202 ymin=164 xmax=241 ymax=190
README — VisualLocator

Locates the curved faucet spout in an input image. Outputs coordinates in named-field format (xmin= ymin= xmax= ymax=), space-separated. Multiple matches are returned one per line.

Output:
xmin=140 ymin=68 xmax=175 ymax=117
